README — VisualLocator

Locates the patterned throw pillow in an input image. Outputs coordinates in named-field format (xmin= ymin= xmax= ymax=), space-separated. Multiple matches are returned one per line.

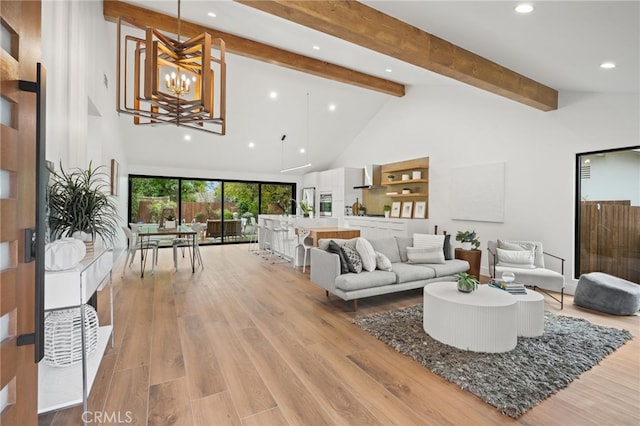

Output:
xmin=341 ymin=244 xmax=363 ymax=273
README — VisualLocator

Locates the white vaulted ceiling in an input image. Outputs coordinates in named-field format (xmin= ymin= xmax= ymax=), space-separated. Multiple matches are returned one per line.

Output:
xmin=112 ymin=1 xmax=639 ymax=175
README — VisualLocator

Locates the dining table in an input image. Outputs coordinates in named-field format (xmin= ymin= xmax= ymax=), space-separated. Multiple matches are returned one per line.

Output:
xmin=137 ymin=225 xmax=197 ymax=277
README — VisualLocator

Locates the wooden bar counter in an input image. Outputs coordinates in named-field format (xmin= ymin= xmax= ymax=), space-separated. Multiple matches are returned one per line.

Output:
xmin=307 ymin=228 xmax=361 ymax=246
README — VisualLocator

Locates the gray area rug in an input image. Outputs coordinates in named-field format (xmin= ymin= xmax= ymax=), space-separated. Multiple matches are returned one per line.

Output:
xmin=354 ymin=304 xmax=632 ymax=418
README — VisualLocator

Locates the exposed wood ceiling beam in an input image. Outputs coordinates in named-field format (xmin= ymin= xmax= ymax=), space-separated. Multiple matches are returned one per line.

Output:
xmin=236 ymin=0 xmax=558 ymax=111
xmin=102 ymin=0 xmax=405 ymax=97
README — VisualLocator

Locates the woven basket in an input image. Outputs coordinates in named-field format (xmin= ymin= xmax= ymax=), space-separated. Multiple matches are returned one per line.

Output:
xmin=44 ymin=306 xmax=99 ymax=367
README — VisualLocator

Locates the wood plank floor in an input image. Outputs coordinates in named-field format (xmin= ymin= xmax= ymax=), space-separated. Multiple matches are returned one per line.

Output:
xmin=39 ymin=244 xmax=640 ymax=425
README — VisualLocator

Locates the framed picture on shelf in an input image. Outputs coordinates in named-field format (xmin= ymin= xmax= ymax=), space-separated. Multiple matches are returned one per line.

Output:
xmin=401 ymin=201 xmax=413 ymax=218
xmin=413 ymin=201 xmax=427 ymax=219
xmin=390 ymin=201 xmax=402 ymax=218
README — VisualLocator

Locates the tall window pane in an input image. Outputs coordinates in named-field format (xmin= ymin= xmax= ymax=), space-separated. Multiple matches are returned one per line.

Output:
xmin=130 ymin=177 xmax=179 ymax=224
xmin=576 ymin=147 xmax=640 ymax=283
xmin=260 ymin=183 xmax=295 ymax=215
xmin=223 ymin=182 xmax=259 ymax=243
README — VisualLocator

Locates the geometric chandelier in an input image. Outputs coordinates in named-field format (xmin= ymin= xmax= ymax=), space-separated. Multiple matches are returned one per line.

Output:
xmin=115 ymin=0 xmax=226 ymax=135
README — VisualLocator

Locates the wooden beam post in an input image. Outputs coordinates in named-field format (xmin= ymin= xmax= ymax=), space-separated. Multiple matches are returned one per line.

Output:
xmin=236 ymin=0 xmax=558 ymax=111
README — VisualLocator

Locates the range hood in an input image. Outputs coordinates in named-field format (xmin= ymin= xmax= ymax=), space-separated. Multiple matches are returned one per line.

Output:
xmin=353 ymin=164 xmax=382 ymax=189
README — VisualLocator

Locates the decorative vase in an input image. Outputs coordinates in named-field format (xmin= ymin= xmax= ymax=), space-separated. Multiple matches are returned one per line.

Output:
xmin=385 ymin=211 xmax=390 ymax=218
xmin=72 ymin=231 xmax=94 ymax=255
xmin=461 ymin=242 xmax=473 ymax=250
xmin=308 ymin=212 xmax=314 ymax=219
xmin=457 ymin=281 xmax=475 ymax=293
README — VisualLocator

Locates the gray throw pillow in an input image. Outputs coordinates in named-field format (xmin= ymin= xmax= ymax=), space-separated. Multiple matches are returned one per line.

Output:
xmin=341 ymin=244 xmax=363 ymax=273
xmin=443 ymin=234 xmax=452 ymax=260
xmin=327 ymin=240 xmax=349 ymax=274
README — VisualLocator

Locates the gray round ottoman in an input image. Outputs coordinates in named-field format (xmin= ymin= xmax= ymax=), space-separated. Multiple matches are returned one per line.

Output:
xmin=574 ymin=272 xmax=640 ymax=315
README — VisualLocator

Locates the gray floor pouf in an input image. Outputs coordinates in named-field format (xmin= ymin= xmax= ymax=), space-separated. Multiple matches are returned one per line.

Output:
xmin=574 ymin=272 xmax=640 ymax=315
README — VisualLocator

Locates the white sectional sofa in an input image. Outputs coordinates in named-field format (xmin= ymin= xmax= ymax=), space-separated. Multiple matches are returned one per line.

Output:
xmin=310 ymin=236 xmax=470 ymax=310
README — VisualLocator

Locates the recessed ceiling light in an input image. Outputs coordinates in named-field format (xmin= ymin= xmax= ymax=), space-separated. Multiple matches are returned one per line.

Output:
xmin=600 ymin=62 xmax=616 ymax=69
xmin=269 ymin=91 xmax=278 ymax=99
xmin=312 ymin=45 xmax=320 ymax=50
xmin=184 ymin=134 xmax=191 ymax=141
xmin=385 ymin=68 xmax=393 ymax=73
xmin=207 ymin=12 xmax=216 ymax=18
xmin=328 ymin=104 xmax=336 ymax=111
xmin=515 ymin=4 xmax=534 ymax=14
xmin=299 ymin=148 xmax=306 ymax=154
xmin=248 ymin=142 xmax=255 ymax=148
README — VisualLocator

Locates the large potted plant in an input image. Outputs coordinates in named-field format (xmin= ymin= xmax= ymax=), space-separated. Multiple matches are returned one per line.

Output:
xmin=48 ymin=162 xmax=119 ymax=248
xmin=456 ymin=230 xmax=480 ymax=250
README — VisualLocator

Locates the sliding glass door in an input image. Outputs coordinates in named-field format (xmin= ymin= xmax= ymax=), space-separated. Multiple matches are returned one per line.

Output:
xmin=129 ymin=175 xmax=294 ymax=245
xmin=575 ymin=146 xmax=640 ymax=283
xmin=223 ymin=182 xmax=259 ymax=243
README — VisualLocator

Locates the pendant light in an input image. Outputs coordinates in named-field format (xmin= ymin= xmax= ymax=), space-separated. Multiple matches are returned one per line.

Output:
xmin=280 ymin=93 xmax=311 ymax=173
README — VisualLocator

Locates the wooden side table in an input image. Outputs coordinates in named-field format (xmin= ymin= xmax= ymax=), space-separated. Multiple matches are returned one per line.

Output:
xmin=454 ymin=248 xmax=482 ymax=280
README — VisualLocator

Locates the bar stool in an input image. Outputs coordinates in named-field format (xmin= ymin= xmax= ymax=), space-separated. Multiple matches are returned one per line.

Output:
xmin=270 ymin=218 xmax=290 ymax=261
xmin=293 ymin=227 xmax=314 ymax=272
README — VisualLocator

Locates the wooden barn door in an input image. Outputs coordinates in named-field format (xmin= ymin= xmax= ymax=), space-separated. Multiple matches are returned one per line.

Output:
xmin=1 ymin=0 xmax=41 ymax=424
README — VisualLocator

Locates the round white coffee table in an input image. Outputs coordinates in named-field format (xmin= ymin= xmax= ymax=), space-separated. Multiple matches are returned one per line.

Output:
xmin=512 ymin=289 xmax=545 ymax=337
xmin=423 ymin=282 xmax=517 ymax=353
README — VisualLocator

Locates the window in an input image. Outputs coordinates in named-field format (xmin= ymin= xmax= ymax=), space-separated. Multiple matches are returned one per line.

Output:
xmin=575 ymin=146 xmax=640 ymax=282
xmin=129 ymin=175 xmax=294 ymax=245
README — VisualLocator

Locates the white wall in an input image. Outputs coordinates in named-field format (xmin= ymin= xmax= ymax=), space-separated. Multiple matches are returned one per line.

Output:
xmin=41 ymin=0 xmax=128 ymax=253
xmin=332 ymin=84 xmax=640 ymax=293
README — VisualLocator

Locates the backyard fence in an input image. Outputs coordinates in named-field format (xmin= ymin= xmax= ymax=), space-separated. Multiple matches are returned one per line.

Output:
xmin=580 ymin=200 xmax=640 ymax=283
xmin=136 ymin=201 xmax=237 ymax=223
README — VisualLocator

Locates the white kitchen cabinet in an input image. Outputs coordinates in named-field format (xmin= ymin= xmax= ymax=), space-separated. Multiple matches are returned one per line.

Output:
xmin=343 ymin=216 xmax=429 ymax=238
xmin=304 ymin=167 xmax=363 ymax=218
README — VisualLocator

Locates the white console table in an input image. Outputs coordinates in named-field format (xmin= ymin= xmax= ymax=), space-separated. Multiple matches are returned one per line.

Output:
xmin=39 ymin=248 xmax=114 ymax=417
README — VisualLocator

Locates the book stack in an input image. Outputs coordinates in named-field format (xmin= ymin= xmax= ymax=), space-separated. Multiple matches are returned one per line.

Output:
xmin=488 ymin=279 xmax=528 ymax=295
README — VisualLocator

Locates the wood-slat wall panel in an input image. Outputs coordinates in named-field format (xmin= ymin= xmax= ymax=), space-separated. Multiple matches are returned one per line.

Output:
xmin=580 ymin=202 xmax=640 ymax=283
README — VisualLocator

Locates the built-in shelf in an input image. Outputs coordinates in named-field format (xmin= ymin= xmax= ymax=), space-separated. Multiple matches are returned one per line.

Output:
xmin=378 ymin=157 xmax=430 ymax=218
xmin=385 ymin=179 xmax=428 ymax=185
xmin=388 ymin=193 xmax=428 ymax=198
xmin=38 ymin=325 xmax=112 ymax=414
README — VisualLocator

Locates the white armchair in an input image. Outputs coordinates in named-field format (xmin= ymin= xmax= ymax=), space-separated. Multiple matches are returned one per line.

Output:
xmin=487 ymin=240 xmax=565 ymax=309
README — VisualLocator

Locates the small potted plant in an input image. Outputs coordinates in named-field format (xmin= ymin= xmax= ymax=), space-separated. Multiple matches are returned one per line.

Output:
xmin=300 ymin=201 xmax=315 ymax=218
xmin=455 ymin=272 xmax=479 ymax=293
xmin=164 ymin=214 xmax=177 ymax=229
xmin=383 ymin=204 xmax=391 ymax=218
xmin=456 ymin=230 xmax=480 ymax=250
xmin=387 ymin=174 xmax=395 ymax=182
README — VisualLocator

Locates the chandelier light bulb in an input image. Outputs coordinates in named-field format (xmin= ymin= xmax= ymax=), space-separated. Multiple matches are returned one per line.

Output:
xmin=165 ymin=70 xmax=192 ymax=96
